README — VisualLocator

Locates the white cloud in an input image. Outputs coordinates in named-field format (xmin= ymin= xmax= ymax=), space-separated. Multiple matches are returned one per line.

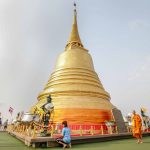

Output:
xmin=128 ymin=55 xmax=150 ymax=80
xmin=128 ymin=19 xmax=149 ymax=31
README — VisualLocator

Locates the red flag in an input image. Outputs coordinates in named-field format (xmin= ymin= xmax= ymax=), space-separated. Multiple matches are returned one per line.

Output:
xmin=9 ymin=107 xmax=14 ymax=115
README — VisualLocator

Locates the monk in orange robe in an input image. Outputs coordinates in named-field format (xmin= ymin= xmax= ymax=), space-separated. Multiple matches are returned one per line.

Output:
xmin=132 ymin=110 xmax=143 ymax=143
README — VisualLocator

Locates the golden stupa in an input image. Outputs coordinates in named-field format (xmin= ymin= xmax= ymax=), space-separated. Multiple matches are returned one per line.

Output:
xmin=32 ymin=6 xmax=116 ymax=125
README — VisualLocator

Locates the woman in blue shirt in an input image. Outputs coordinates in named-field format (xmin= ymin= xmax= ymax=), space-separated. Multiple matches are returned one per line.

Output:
xmin=56 ymin=121 xmax=71 ymax=148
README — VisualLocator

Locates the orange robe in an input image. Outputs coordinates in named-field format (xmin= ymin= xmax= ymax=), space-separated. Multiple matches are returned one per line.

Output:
xmin=132 ymin=114 xmax=142 ymax=138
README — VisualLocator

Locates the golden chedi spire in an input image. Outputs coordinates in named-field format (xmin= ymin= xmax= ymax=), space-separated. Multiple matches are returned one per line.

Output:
xmin=66 ymin=3 xmax=83 ymax=48
xmin=32 ymin=3 xmax=115 ymax=125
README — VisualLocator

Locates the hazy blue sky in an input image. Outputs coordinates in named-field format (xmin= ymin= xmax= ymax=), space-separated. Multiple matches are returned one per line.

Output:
xmin=0 ymin=0 xmax=150 ymax=121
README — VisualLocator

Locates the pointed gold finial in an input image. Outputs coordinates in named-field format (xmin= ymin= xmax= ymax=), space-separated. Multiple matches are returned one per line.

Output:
xmin=66 ymin=2 xmax=83 ymax=48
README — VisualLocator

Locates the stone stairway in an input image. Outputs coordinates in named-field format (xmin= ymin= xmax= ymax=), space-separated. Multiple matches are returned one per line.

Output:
xmin=112 ymin=108 xmax=128 ymax=133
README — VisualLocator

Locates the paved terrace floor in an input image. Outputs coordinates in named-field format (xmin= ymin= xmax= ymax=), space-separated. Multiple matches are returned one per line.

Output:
xmin=0 ymin=132 xmax=150 ymax=150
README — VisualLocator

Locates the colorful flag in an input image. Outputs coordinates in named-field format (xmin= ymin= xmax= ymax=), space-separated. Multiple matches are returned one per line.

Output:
xmin=9 ymin=107 xmax=14 ymax=115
